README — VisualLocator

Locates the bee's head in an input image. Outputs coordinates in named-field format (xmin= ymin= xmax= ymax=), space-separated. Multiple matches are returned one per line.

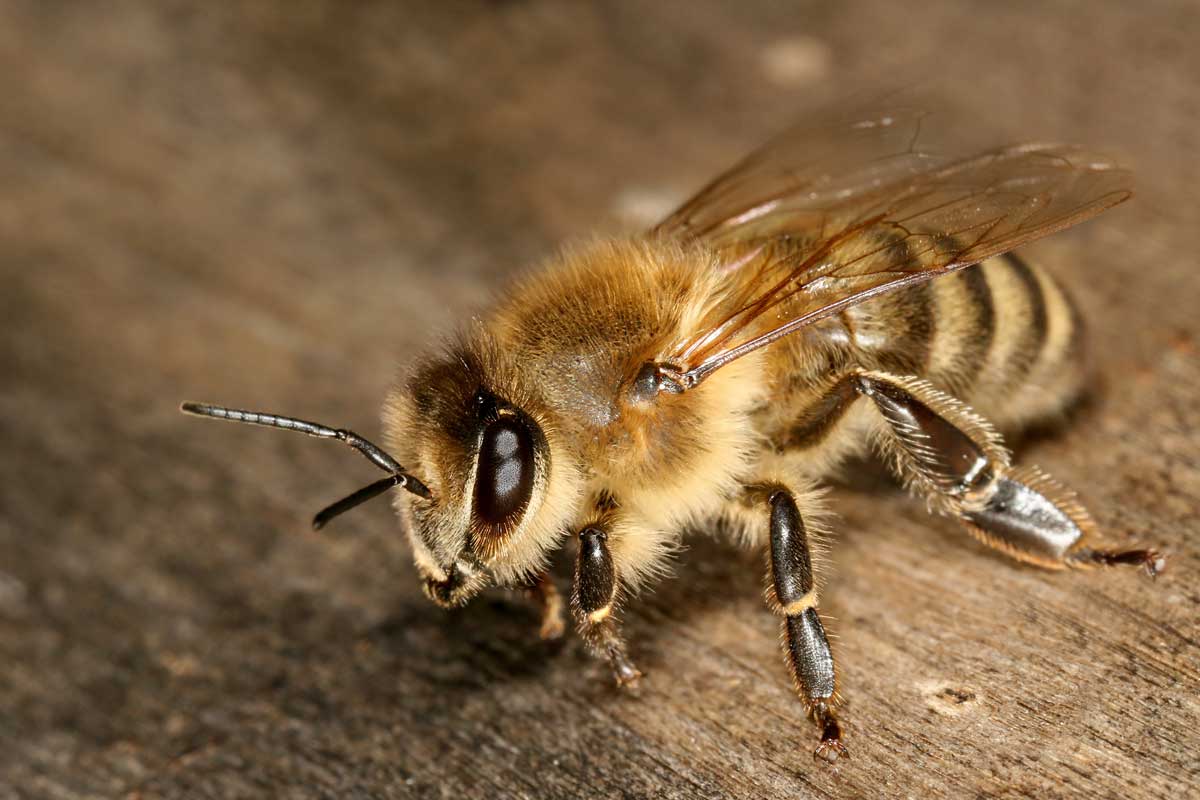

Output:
xmin=181 ymin=336 xmax=582 ymax=609
xmin=382 ymin=338 xmax=583 ymax=607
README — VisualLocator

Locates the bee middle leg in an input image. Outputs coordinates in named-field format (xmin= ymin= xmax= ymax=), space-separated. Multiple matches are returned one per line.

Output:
xmin=848 ymin=370 xmax=1163 ymax=575
xmin=571 ymin=526 xmax=642 ymax=687
xmin=738 ymin=482 xmax=846 ymax=762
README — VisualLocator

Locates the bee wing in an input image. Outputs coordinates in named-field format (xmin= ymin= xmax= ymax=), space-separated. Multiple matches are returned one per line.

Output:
xmin=655 ymin=99 xmax=955 ymax=243
xmin=654 ymin=112 xmax=1132 ymax=387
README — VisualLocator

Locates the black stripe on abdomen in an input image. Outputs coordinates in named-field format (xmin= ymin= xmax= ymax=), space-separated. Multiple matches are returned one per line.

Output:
xmin=999 ymin=252 xmax=1049 ymax=390
xmin=879 ymin=280 xmax=935 ymax=375
xmin=843 ymin=229 xmax=936 ymax=376
xmin=956 ymin=265 xmax=996 ymax=390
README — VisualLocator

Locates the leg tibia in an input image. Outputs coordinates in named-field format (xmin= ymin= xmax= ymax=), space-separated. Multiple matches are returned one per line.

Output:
xmin=855 ymin=371 xmax=1006 ymax=505
xmin=855 ymin=370 xmax=1162 ymax=576
xmin=572 ymin=526 xmax=642 ymax=686
xmin=764 ymin=489 xmax=846 ymax=762
xmin=768 ymin=489 xmax=816 ymax=610
xmin=575 ymin=526 xmax=615 ymax=618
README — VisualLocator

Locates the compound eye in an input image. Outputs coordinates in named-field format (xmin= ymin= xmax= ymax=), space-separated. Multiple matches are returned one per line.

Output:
xmin=473 ymin=417 xmax=535 ymax=527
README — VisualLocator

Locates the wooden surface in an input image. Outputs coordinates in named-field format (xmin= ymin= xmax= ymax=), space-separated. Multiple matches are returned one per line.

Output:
xmin=2 ymin=3 xmax=1198 ymax=798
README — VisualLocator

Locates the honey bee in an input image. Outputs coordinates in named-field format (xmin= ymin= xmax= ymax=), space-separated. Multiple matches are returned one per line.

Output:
xmin=183 ymin=99 xmax=1163 ymax=762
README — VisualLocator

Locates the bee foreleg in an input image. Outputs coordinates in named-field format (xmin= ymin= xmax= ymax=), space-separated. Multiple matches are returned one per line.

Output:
xmin=519 ymin=572 xmax=566 ymax=640
xmin=854 ymin=371 xmax=1163 ymax=576
xmin=571 ymin=526 xmax=642 ymax=687
xmin=761 ymin=486 xmax=846 ymax=762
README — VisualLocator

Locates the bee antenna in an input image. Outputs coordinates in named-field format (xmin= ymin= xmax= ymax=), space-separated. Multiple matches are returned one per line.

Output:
xmin=310 ymin=475 xmax=405 ymax=530
xmin=180 ymin=402 xmax=432 ymax=511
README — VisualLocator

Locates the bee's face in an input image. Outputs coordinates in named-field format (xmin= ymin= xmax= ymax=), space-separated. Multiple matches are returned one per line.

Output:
xmin=384 ymin=343 xmax=581 ymax=606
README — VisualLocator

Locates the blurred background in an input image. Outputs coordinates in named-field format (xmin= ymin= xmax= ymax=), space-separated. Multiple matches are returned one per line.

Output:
xmin=2 ymin=3 xmax=1197 ymax=798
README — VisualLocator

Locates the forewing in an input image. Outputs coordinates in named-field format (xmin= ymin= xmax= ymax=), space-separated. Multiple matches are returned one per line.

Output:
xmin=655 ymin=95 xmax=964 ymax=243
xmin=659 ymin=141 xmax=1132 ymax=387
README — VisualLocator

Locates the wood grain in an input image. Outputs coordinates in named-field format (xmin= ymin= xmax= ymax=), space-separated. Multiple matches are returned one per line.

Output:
xmin=1 ymin=3 xmax=1197 ymax=798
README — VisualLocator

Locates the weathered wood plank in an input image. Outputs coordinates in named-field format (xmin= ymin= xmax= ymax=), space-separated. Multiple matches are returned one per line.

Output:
xmin=1 ymin=3 xmax=1197 ymax=798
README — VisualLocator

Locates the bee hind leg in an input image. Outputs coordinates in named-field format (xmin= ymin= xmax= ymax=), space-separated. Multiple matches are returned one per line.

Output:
xmin=571 ymin=526 xmax=641 ymax=687
xmin=853 ymin=370 xmax=1164 ymax=576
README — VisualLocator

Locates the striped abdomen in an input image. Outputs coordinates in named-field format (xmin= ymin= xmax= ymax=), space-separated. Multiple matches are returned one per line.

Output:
xmin=769 ymin=251 xmax=1088 ymax=452
xmin=846 ymin=252 xmax=1087 ymax=431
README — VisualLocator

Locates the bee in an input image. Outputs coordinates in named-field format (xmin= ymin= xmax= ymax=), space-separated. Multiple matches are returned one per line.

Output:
xmin=183 ymin=98 xmax=1163 ymax=762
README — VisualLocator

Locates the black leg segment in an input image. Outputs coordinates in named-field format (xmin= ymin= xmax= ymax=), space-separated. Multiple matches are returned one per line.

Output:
xmin=785 ymin=610 xmax=836 ymax=702
xmin=576 ymin=527 xmax=615 ymax=617
xmin=852 ymin=371 xmax=1163 ymax=575
xmin=854 ymin=373 xmax=993 ymax=496
xmin=769 ymin=491 xmax=815 ymax=609
xmin=572 ymin=527 xmax=641 ymax=687
xmin=767 ymin=489 xmax=846 ymax=762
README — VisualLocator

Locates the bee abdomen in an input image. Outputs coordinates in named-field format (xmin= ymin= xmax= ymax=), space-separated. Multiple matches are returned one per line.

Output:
xmin=779 ymin=250 xmax=1085 ymax=449
xmin=927 ymin=253 xmax=1086 ymax=430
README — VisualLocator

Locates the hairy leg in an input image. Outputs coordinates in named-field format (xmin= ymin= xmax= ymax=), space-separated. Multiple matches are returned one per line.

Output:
xmin=852 ymin=369 xmax=1163 ymax=574
xmin=571 ymin=526 xmax=642 ymax=687
xmin=733 ymin=481 xmax=846 ymax=761
xmin=518 ymin=572 xmax=566 ymax=640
